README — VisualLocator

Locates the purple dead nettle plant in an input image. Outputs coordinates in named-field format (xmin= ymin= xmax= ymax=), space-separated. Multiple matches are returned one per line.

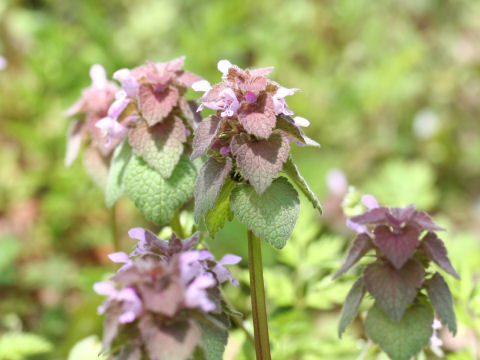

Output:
xmin=94 ymin=228 xmax=241 ymax=360
xmin=65 ymin=57 xmax=204 ymax=225
xmin=64 ymin=64 xmax=120 ymax=187
xmin=191 ymin=59 xmax=322 ymax=359
xmin=334 ymin=195 xmax=459 ymax=360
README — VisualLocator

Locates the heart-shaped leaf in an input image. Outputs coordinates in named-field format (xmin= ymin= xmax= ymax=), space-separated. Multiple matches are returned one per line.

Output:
xmin=230 ymin=177 xmax=299 ymax=249
xmin=372 ymin=225 xmax=420 ymax=269
xmin=124 ymin=155 xmax=197 ymax=225
xmin=365 ymin=303 xmax=433 ymax=360
xmin=231 ymin=132 xmax=290 ymax=194
xmin=129 ymin=116 xmax=186 ymax=178
xmin=364 ymin=259 xmax=424 ymax=321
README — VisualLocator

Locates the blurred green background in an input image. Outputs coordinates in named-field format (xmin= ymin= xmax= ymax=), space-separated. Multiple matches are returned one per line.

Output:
xmin=0 ymin=0 xmax=479 ymax=359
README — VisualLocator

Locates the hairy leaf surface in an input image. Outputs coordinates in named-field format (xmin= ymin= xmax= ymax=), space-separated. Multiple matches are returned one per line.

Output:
xmin=420 ymin=232 xmax=459 ymax=279
xmin=231 ymin=132 xmax=289 ymax=194
xmin=194 ymin=157 xmax=233 ymax=223
xmin=138 ymin=84 xmax=179 ymax=126
xmin=129 ymin=116 xmax=186 ymax=178
xmin=230 ymin=177 xmax=299 ymax=249
xmin=191 ymin=115 xmax=223 ymax=160
xmin=205 ymin=178 xmax=236 ymax=237
xmin=124 ymin=155 xmax=196 ymax=225
xmin=364 ymin=259 xmax=424 ymax=321
xmin=372 ymin=225 xmax=420 ymax=269
xmin=365 ymin=303 xmax=433 ymax=360
xmin=333 ymin=234 xmax=372 ymax=279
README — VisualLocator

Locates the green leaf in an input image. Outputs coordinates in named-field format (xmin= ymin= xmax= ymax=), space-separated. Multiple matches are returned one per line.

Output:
xmin=425 ymin=272 xmax=457 ymax=335
xmin=364 ymin=259 xmax=424 ymax=321
xmin=365 ymin=303 xmax=434 ymax=360
xmin=282 ymin=156 xmax=322 ymax=214
xmin=205 ymin=177 xmax=236 ymax=237
xmin=338 ymin=278 xmax=365 ymax=338
xmin=124 ymin=154 xmax=197 ymax=225
xmin=194 ymin=157 xmax=233 ymax=223
xmin=230 ymin=177 xmax=300 ymax=249
xmin=128 ymin=116 xmax=186 ymax=178
xmin=105 ymin=139 xmax=131 ymax=208
xmin=0 ymin=332 xmax=52 ymax=360
xmin=198 ymin=314 xmax=229 ymax=360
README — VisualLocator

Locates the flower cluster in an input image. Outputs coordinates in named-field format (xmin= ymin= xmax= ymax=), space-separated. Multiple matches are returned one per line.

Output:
xmin=191 ymin=60 xmax=319 ymax=195
xmin=64 ymin=65 xmax=119 ymax=167
xmin=94 ymin=228 xmax=241 ymax=360
xmin=335 ymin=195 xmax=458 ymax=358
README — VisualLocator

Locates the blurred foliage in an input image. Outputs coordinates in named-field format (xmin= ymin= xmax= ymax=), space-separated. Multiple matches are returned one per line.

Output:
xmin=0 ymin=0 xmax=480 ymax=358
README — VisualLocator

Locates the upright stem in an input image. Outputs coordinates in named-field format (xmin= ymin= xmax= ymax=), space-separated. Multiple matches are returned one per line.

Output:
xmin=170 ymin=209 xmax=185 ymax=239
xmin=110 ymin=203 xmax=120 ymax=251
xmin=248 ymin=230 xmax=271 ymax=360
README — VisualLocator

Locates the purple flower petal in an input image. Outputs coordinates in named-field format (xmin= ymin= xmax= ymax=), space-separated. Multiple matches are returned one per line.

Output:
xmin=293 ymin=116 xmax=310 ymax=127
xmin=0 ymin=56 xmax=7 ymax=71
xmin=108 ymin=252 xmax=131 ymax=264
xmin=219 ymin=88 xmax=240 ymax=117
xmin=96 ymin=117 xmax=128 ymax=146
xmin=192 ymin=80 xmax=212 ymax=92
xmin=346 ymin=218 xmax=369 ymax=235
xmin=218 ymin=254 xmax=242 ymax=265
xmin=107 ymin=91 xmax=130 ymax=119
xmin=245 ymin=91 xmax=257 ymax=104
xmin=184 ymin=273 xmax=217 ymax=312
xmin=361 ymin=194 xmax=379 ymax=209
xmin=93 ymin=281 xmax=117 ymax=296
xmin=90 ymin=64 xmax=107 ymax=89
xmin=217 ymin=59 xmax=232 ymax=75
xmin=113 ymin=68 xmax=139 ymax=98
xmin=326 ymin=169 xmax=348 ymax=195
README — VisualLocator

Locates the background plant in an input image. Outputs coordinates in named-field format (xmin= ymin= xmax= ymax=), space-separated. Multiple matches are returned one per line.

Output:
xmin=1 ymin=0 xmax=480 ymax=359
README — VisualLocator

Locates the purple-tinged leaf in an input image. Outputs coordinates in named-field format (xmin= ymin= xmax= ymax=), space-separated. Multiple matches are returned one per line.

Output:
xmin=139 ymin=317 xmax=200 ymax=360
xmin=231 ymin=132 xmax=290 ymax=194
xmin=65 ymin=119 xmax=85 ymax=167
xmin=175 ymin=70 xmax=202 ymax=88
xmin=338 ymin=278 xmax=366 ymax=338
xmin=191 ymin=115 xmax=223 ymax=160
xmin=350 ymin=208 xmax=389 ymax=225
xmin=179 ymin=98 xmax=202 ymax=129
xmin=413 ymin=211 xmax=446 ymax=231
xmin=194 ymin=157 xmax=233 ymax=223
xmin=333 ymin=234 xmax=373 ymax=279
xmin=237 ymin=93 xmax=276 ymax=139
xmin=140 ymin=280 xmax=183 ymax=317
xmin=200 ymin=83 xmax=228 ymax=103
xmin=83 ymin=146 xmax=109 ymax=190
xmin=372 ymin=225 xmax=420 ymax=269
xmin=128 ymin=116 xmax=186 ymax=178
xmin=138 ymin=84 xmax=179 ymax=126
xmin=275 ymin=114 xmax=315 ymax=146
xmin=420 ymin=232 xmax=459 ymax=279
xmin=425 ymin=272 xmax=457 ymax=335
xmin=365 ymin=303 xmax=433 ymax=360
xmin=364 ymin=259 xmax=424 ymax=321
xmin=387 ymin=205 xmax=415 ymax=226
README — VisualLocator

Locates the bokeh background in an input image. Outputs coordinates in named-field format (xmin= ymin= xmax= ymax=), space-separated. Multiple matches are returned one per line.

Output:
xmin=0 ymin=0 xmax=479 ymax=359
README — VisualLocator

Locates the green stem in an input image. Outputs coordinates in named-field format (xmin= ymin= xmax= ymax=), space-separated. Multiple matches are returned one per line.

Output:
xmin=170 ymin=209 xmax=185 ymax=239
xmin=110 ymin=203 xmax=120 ymax=251
xmin=248 ymin=230 xmax=271 ymax=360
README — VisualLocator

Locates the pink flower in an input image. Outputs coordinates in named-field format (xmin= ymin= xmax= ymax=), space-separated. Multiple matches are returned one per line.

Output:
xmin=96 ymin=117 xmax=128 ymax=146
xmin=113 ymin=68 xmax=139 ymax=98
